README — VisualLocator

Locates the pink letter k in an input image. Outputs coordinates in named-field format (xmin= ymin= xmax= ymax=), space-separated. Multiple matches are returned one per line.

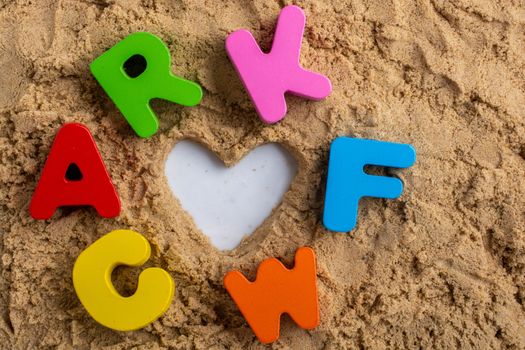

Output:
xmin=226 ymin=5 xmax=332 ymax=124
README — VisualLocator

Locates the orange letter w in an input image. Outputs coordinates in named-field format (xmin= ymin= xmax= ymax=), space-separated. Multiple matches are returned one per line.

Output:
xmin=223 ymin=247 xmax=319 ymax=343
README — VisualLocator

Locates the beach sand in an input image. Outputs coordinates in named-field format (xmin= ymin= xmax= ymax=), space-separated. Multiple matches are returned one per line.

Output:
xmin=0 ymin=0 xmax=524 ymax=348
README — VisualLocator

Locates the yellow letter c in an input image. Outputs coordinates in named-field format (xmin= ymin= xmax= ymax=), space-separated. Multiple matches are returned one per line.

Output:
xmin=72 ymin=229 xmax=175 ymax=331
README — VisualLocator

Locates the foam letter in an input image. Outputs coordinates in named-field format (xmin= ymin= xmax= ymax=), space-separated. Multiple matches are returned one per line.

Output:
xmin=226 ymin=5 xmax=332 ymax=124
xmin=29 ymin=123 xmax=121 ymax=219
xmin=90 ymin=32 xmax=203 ymax=138
xmin=224 ymin=247 xmax=319 ymax=343
xmin=323 ymin=137 xmax=416 ymax=232
xmin=73 ymin=229 xmax=175 ymax=331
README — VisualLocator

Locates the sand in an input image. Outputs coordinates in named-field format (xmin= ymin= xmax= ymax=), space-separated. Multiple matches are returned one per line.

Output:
xmin=0 ymin=0 xmax=524 ymax=348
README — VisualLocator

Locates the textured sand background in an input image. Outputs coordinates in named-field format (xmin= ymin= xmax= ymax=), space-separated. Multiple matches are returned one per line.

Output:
xmin=0 ymin=0 xmax=524 ymax=348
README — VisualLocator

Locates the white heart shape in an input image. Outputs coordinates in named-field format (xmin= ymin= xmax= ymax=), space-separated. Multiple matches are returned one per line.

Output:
xmin=165 ymin=140 xmax=297 ymax=250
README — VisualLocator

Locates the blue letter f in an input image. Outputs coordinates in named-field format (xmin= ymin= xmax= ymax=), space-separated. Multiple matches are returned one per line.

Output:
xmin=323 ymin=137 xmax=416 ymax=232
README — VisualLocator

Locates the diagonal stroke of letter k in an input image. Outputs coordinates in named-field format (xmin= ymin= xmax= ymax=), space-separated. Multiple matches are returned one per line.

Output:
xmin=226 ymin=5 xmax=332 ymax=124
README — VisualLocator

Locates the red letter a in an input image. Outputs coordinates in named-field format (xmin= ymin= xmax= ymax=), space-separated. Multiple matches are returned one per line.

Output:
xmin=29 ymin=123 xmax=121 ymax=219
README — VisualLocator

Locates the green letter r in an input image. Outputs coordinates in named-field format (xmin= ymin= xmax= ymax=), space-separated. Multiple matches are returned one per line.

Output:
xmin=90 ymin=32 xmax=202 ymax=138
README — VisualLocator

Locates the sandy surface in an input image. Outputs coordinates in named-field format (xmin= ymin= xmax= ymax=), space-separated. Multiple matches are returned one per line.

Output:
xmin=0 ymin=0 xmax=524 ymax=348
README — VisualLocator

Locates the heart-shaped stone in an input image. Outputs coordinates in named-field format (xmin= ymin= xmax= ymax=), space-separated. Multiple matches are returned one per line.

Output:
xmin=165 ymin=140 xmax=297 ymax=250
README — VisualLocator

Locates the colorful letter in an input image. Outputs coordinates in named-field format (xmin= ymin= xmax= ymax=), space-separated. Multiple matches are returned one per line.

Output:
xmin=90 ymin=32 xmax=202 ymax=138
xmin=224 ymin=247 xmax=319 ymax=343
xmin=323 ymin=137 xmax=416 ymax=232
xmin=226 ymin=5 xmax=332 ymax=124
xmin=73 ymin=229 xmax=175 ymax=331
xmin=29 ymin=123 xmax=121 ymax=219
